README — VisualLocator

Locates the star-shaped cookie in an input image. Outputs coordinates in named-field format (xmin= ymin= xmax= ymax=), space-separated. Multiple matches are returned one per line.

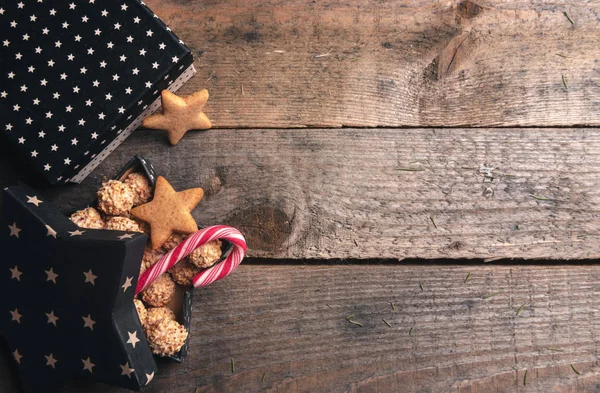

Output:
xmin=142 ymin=90 xmax=212 ymax=145
xmin=130 ymin=176 xmax=204 ymax=249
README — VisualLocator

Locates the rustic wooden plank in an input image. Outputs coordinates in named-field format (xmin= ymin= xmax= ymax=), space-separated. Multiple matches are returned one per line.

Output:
xmin=8 ymin=128 xmax=596 ymax=261
xmin=2 ymin=264 xmax=599 ymax=393
xmin=143 ymin=0 xmax=600 ymax=128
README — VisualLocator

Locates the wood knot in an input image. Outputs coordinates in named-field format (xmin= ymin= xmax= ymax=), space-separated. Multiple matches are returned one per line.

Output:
xmin=456 ymin=0 xmax=482 ymax=20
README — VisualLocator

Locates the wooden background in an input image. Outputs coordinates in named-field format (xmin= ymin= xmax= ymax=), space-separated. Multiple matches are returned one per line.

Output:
xmin=1 ymin=0 xmax=599 ymax=392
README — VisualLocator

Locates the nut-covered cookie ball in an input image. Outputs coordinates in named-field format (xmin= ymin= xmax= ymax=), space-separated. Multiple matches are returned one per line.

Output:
xmin=141 ymin=274 xmax=175 ymax=307
xmin=105 ymin=216 xmax=144 ymax=232
xmin=97 ymin=180 xmax=135 ymax=216
xmin=169 ymin=261 xmax=201 ymax=286
xmin=142 ymin=246 xmax=165 ymax=272
xmin=124 ymin=172 xmax=154 ymax=206
xmin=134 ymin=299 xmax=147 ymax=326
xmin=70 ymin=207 xmax=105 ymax=229
xmin=146 ymin=319 xmax=188 ymax=357
xmin=145 ymin=306 xmax=176 ymax=328
xmin=162 ymin=233 xmax=185 ymax=251
xmin=188 ymin=240 xmax=222 ymax=268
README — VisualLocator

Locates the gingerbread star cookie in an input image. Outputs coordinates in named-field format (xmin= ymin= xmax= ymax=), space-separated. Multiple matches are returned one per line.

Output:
xmin=130 ymin=176 xmax=204 ymax=249
xmin=142 ymin=89 xmax=212 ymax=145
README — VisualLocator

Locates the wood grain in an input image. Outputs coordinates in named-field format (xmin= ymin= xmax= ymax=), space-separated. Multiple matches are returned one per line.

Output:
xmin=2 ymin=264 xmax=599 ymax=393
xmin=13 ymin=128 xmax=599 ymax=261
xmin=143 ymin=0 xmax=600 ymax=128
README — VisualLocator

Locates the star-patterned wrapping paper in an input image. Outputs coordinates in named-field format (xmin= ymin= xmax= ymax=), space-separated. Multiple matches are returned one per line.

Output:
xmin=0 ymin=184 xmax=158 ymax=393
xmin=0 ymin=0 xmax=196 ymax=185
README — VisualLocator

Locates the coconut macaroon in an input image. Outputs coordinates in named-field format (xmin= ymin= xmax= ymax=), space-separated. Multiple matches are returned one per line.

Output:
xmin=169 ymin=261 xmax=201 ymax=286
xmin=188 ymin=240 xmax=222 ymax=268
xmin=97 ymin=180 xmax=135 ymax=216
xmin=141 ymin=274 xmax=176 ymax=307
xmin=145 ymin=306 xmax=176 ymax=328
xmin=104 ymin=216 xmax=144 ymax=232
xmin=162 ymin=233 xmax=186 ymax=251
xmin=69 ymin=207 xmax=105 ymax=229
xmin=146 ymin=319 xmax=188 ymax=356
xmin=124 ymin=172 xmax=154 ymax=206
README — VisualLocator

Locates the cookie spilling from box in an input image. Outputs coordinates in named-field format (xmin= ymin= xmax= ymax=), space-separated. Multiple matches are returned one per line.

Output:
xmin=0 ymin=0 xmax=196 ymax=185
xmin=0 ymin=156 xmax=246 ymax=393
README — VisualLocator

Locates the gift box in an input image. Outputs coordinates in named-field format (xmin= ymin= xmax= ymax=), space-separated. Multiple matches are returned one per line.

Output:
xmin=0 ymin=0 xmax=196 ymax=185
xmin=0 ymin=156 xmax=238 ymax=392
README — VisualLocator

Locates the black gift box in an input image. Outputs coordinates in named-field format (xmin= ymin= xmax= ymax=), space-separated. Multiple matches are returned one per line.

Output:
xmin=0 ymin=156 xmax=233 ymax=392
xmin=0 ymin=0 xmax=196 ymax=185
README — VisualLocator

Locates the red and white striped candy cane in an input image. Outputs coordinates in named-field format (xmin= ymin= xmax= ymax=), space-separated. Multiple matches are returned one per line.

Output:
xmin=135 ymin=225 xmax=247 ymax=295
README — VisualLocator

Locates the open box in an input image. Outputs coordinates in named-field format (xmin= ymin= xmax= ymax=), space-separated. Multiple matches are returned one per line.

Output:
xmin=79 ymin=154 xmax=233 ymax=363
xmin=0 ymin=156 xmax=233 ymax=392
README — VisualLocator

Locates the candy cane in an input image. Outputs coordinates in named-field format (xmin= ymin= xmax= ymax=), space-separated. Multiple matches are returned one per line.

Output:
xmin=135 ymin=225 xmax=247 ymax=295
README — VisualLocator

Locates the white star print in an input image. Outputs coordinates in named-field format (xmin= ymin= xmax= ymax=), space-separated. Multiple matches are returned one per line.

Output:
xmin=83 ymin=269 xmax=97 ymax=285
xmin=55 ymin=40 xmax=62 ymax=48
xmin=133 ymin=16 xmax=141 ymax=23
xmin=25 ymin=117 xmax=33 ymax=124
xmin=22 ymin=34 xmax=30 ymax=41
xmin=45 ymin=354 xmax=57 ymax=369
xmin=67 ymin=54 xmax=75 ymax=61
xmin=82 ymin=314 xmax=96 ymax=330
xmin=6 ymin=124 xmax=13 ymax=131
xmin=120 ymin=363 xmax=135 ymax=378
xmin=64 ymin=157 xmax=71 ymax=165
xmin=121 ymin=4 xmax=128 ymax=11
xmin=125 ymin=87 xmax=132 ymax=94
xmin=13 ymin=104 xmax=20 ymax=111
xmin=87 ymin=48 xmax=94 ymax=55
xmin=58 ymin=125 xmax=66 ymax=132
xmin=44 ymin=164 xmax=51 ymax=171
xmin=8 ymin=223 xmax=21 ymax=238
xmin=39 ymin=130 xmax=47 ymax=137
xmin=45 ymin=225 xmax=57 ymax=238
xmin=42 ymin=28 xmax=49 ymax=34
xmin=46 ymin=110 xmax=54 ymax=117
xmin=1 ymin=91 xmax=7 ymax=98
xmin=122 ymin=276 xmax=133 ymax=292
xmin=172 ymin=56 xmax=179 ymax=63
xmin=105 ymin=93 xmax=112 ymax=100
xmin=71 ymin=138 xmax=78 ymax=145
xmin=30 ymin=15 xmax=37 ymax=22
xmin=94 ymin=28 xmax=101 ymax=35
xmin=21 ymin=85 xmax=28 ymax=92
xmin=126 ymin=36 xmax=133 ymax=43
xmin=10 ymin=21 xmax=17 ymax=28
xmin=69 ymin=3 xmax=76 ymax=9
xmin=27 ymin=66 xmax=35 ymax=73
xmin=62 ymin=22 xmax=69 ymax=29
xmin=152 ymin=62 xmax=159 ymax=69
xmin=78 ymin=119 xmax=86 ymax=126
xmin=107 ymin=41 xmax=114 ymax=49
xmin=159 ymin=42 xmax=166 ymax=50
xmin=13 ymin=350 xmax=22 ymax=364
xmin=101 ymin=9 xmax=108 ymax=17
xmin=119 ymin=54 xmax=127 ymax=62
xmin=46 ymin=268 xmax=59 ymax=283
xmin=33 ymin=98 xmax=40 ymax=104
xmin=9 ymin=266 xmax=22 ymax=281
xmin=8 ymin=72 xmax=15 ymax=79
xmin=26 ymin=195 xmax=43 ymax=206
xmin=17 ymin=2 xmax=24 ymax=9
xmin=146 ymin=30 xmax=153 ymax=37
xmin=114 ymin=23 xmax=121 ymax=30
xmin=66 ymin=105 xmax=73 ymax=112
xmin=99 ymin=61 xmax=107 ymax=68
xmin=146 ymin=372 xmax=154 ymax=385
xmin=127 ymin=331 xmax=140 ymax=348
xmin=81 ymin=15 xmax=89 ymax=22
xmin=132 ymin=68 xmax=140 ymax=75
xmin=82 ymin=357 xmax=95 ymax=373
xmin=31 ymin=150 xmax=38 ymax=157
xmin=69 ymin=229 xmax=84 ymax=236
xmin=91 ymin=132 xmax=98 ymax=139
xmin=10 ymin=309 xmax=23 ymax=323
xmin=46 ymin=310 xmax=59 ymax=326
xmin=113 ymin=74 xmax=120 ymax=81
xmin=80 ymin=67 xmax=87 ymax=74
xmin=139 ymin=49 xmax=146 ymax=56
xmin=18 ymin=137 xmax=25 ymax=144
xmin=92 ymin=80 xmax=100 ymax=87
xmin=118 ymin=107 xmax=125 ymax=114
xmin=35 ymin=46 xmax=42 ymax=53
xmin=2 ymin=40 xmax=9 ymax=47
xmin=52 ymin=92 xmax=60 ymax=99
xmin=15 ymin=52 xmax=23 ymax=59
xmin=85 ymin=99 xmax=93 ymax=106
xmin=74 ymin=34 xmax=81 ymax=42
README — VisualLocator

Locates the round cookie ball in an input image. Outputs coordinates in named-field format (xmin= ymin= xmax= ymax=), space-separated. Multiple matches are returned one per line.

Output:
xmin=124 ymin=172 xmax=154 ymax=206
xmin=70 ymin=207 xmax=105 ymax=229
xmin=97 ymin=180 xmax=135 ymax=216
xmin=145 ymin=306 xmax=176 ymax=328
xmin=169 ymin=261 xmax=201 ymax=286
xmin=134 ymin=299 xmax=147 ymax=326
xmin=141 ymin=274 xmax=176 ymax=307
xmin=162 ymin=233 xmax=185 ymax=251
xmin=142 ymin=246 xmax=166 ymax=272
xmin=188 ymin=240 xmax=222 ymax=268
xmin=105 ymin=216 xmax=143 ymax=232
xmin=146 ymin=319 xmax=188 ymax=357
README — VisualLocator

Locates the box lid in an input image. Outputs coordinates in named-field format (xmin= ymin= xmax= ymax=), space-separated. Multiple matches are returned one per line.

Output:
xmin=0 ymin=0 xmax=195 ymax=185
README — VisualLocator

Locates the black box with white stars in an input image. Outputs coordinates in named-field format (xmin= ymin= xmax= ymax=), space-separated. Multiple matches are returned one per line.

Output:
xmin=0 ymin=0 xmax=196 ymax=185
